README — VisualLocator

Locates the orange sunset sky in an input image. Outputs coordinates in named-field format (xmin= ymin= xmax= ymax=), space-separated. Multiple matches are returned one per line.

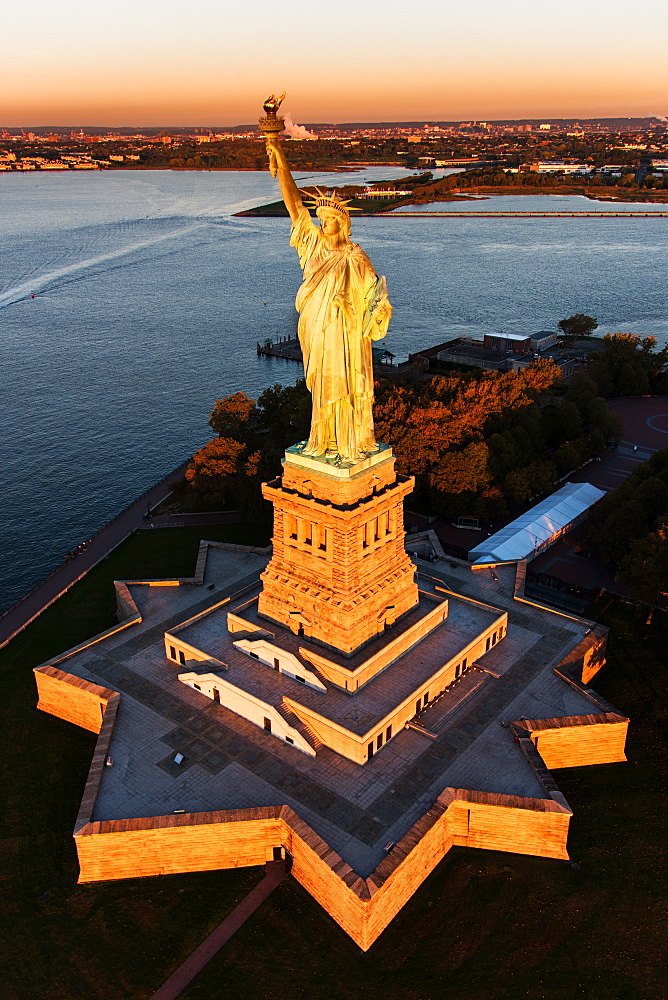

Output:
xmin=2 ymin=0 xmax=667 ymax=125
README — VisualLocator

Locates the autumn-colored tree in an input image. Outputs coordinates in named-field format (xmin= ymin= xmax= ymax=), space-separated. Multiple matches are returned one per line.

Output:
xmin=181 ymin=353 xmax=612 ymax=521
xmin=185 ymin=437 xmax=247 ymax=506
xmin=373 ymin=361 xmax=561 ymax=485
xmin=430 ymin=441 xmax=490 ymax=495
xmin=209 ymin=391 xmax=256 ymax=437
xmin=183 ymin=391 xmax=268 ymax=514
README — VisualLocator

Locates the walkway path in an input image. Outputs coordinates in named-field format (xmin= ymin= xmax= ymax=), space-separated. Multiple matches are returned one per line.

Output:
xmin=570 ymin=395 xmax=668 ymax=491
xmin=148 ymin=510 xmax=240 ymax=528
xmin=149 ymin=860 xmax=288 ymax=1000
xmin=0 ymin=460 xmax=190 ymax=650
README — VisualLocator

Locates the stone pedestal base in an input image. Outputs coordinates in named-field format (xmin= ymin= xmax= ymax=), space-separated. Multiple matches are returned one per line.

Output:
xmin=258 ymin=446 xmax=419 ymax=656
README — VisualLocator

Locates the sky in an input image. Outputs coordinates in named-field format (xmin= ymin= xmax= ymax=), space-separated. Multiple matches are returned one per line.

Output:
xmin=2 ymin=0 xmax=667 ymax=126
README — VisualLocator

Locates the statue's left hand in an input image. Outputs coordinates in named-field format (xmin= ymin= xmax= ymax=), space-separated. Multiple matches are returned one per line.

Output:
xmin=368 ymin=295 xmax=392 ymax=341
xmin=373 ymin=299 xmax=391 ymax=324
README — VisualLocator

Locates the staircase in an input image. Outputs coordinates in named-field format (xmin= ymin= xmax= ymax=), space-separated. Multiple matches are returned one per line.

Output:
xmin=405 ymin=720 xmax=439 ymax=739
xmin=279 ymin=702 xmax=325 ymax=752
xmin=514 ymin=558 xmax=527 ymax=598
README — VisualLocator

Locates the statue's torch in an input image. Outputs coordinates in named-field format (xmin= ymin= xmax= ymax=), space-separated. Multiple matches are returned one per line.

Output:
xmin=259 ymin=92 xmax=286 ymax=176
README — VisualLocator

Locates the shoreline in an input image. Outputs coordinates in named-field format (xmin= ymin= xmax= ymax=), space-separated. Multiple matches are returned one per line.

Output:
xmin=0 ymin=458 xmax=191 ymax=648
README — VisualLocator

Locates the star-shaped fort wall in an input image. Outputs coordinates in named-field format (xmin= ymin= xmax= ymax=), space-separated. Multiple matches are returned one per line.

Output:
xmin=34 ymin=532 xmax=627 ymax=951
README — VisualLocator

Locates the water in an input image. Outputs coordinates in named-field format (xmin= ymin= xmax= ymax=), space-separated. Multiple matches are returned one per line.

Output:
xmin=2 ymin=169 xmax=667 ymax=610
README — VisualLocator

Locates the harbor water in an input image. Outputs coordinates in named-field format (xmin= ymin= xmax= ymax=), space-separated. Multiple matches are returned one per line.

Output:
xmin=1 ymin=168 xmax=667 ymax=610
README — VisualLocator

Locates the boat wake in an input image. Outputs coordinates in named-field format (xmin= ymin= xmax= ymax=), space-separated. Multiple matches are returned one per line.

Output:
xmin=0 ymin=220 xmax=209 ymax=308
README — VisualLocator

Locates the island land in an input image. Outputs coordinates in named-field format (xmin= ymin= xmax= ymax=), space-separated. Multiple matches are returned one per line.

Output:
xmin=2 ymin=520 xmax=665 ymax=999
xmin=4 ymin=364 xmax=668 ymax=997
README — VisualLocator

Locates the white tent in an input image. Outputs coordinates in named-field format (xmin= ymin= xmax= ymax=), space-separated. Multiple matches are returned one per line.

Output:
xmin=469 ymin=481 xmax=606 ymax=567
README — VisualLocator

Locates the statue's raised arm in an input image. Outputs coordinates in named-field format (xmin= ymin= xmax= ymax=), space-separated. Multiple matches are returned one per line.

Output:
xmin=265 ymin=134 xmax=309 ymax=226
xmin=259 ymin=93 xmax=307 ymax=225
xmin=259 ymin=95 xmax=392 ymax=464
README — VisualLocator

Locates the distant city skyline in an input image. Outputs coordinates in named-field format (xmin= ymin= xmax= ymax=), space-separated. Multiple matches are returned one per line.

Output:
xmin=2 ymin=0 xmax=667 ymax=126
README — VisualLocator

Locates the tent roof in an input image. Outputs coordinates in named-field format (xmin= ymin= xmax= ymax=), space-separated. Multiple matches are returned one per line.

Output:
xmin=469 ymin=481 xmax=606 ymax=567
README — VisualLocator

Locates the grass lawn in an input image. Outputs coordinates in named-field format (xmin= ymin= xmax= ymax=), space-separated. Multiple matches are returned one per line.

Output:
xmin=2 ymin=529 xmax=666 ymax=999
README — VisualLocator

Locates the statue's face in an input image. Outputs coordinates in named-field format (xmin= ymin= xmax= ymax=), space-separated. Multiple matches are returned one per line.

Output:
xmin=318 ymin=211 xmax=342 ymax=237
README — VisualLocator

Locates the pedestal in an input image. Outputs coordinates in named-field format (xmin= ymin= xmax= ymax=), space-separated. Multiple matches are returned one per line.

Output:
xmin=258 ymin=445 xmax=419 ymax=656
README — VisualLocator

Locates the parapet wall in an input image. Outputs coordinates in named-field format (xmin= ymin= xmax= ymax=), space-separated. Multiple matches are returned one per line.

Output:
xmin=35 ymin=666 xmax=116 ymax=734
xmin=523 ymin=714 xmax=628 ymax=768
xmin=58 ymin=671 xmax=578 ymax=951
xmin=76 ymin=811 xmax=282 ymax=882
xmin=33 ymin=571 xmax=627 ymax=951
xmin=71 ymin=779 xmax=572 ymax=951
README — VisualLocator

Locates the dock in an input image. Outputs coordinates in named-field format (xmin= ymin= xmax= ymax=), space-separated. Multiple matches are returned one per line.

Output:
xmin=257 ymin=336 xmax=302 ymax=360
xmin=384 ymin=211 xmax=668 ymax=218
xmin=257 ymin=337 xmax=396 ymax=370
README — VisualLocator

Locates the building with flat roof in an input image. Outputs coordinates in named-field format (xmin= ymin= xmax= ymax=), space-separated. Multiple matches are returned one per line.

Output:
xmin=483 ymin=332 xmax=533 ymax=354
xmin=531 ymin=331 xmax=559 ymax=351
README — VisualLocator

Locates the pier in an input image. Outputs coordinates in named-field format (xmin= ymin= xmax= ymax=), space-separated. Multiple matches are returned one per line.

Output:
xmin=256 ymin=335 xmax=302 ymax=360
xmin=257 ymin=336 xmax=395 ymax=369
xmin=383 ymin=211 xmax=668 ymax=218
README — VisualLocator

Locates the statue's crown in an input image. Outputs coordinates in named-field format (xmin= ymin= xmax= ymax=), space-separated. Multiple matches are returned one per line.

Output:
xmin=302 ymin=187 xmax=359 ymax=220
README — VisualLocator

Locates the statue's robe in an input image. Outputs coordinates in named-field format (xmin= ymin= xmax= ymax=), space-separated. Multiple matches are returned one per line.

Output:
xmin=290 ymin=213 xmax=390 ymax=459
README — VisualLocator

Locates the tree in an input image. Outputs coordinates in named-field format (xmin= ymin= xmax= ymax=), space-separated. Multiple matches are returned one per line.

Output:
xmin=587 ymin=333 xmax=668 ymax=398
xmin=619 ymin=524 xmax=668 ymax=605
xmin=504 ymin=467 xmax=533 ymax=505
xmin=487 ymin=432 xmax=521 ymax=480
xmin=430 ymin=441 xmax=490 ymax=495
xmin=185 ymin=437 xmax=247 ymax=506
xmin=554 ymin=441 xmax=585 ymax=477
xmin=180 ymin=357 xmax=608 ymax=522
xmin=558 ymin=313 xmax=598 ymax=345
xmin=592 ymin=474 xmax=668 ymax=564
xmin=525 ymin=458 xmax=557 ymax=497
xmin=475 ymin=486 xmax=508 ymax=522
xmin=257 ymin=380 xmax=313 ymax=458
xmin=541 ymin=401 xmax=583 ymax=448
xmin=209 ymin=391 xmax=256 ymax=437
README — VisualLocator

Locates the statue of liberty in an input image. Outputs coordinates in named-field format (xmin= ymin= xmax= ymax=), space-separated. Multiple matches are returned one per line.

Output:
xmin=260 ymin=95 xmax=392 ymax=462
